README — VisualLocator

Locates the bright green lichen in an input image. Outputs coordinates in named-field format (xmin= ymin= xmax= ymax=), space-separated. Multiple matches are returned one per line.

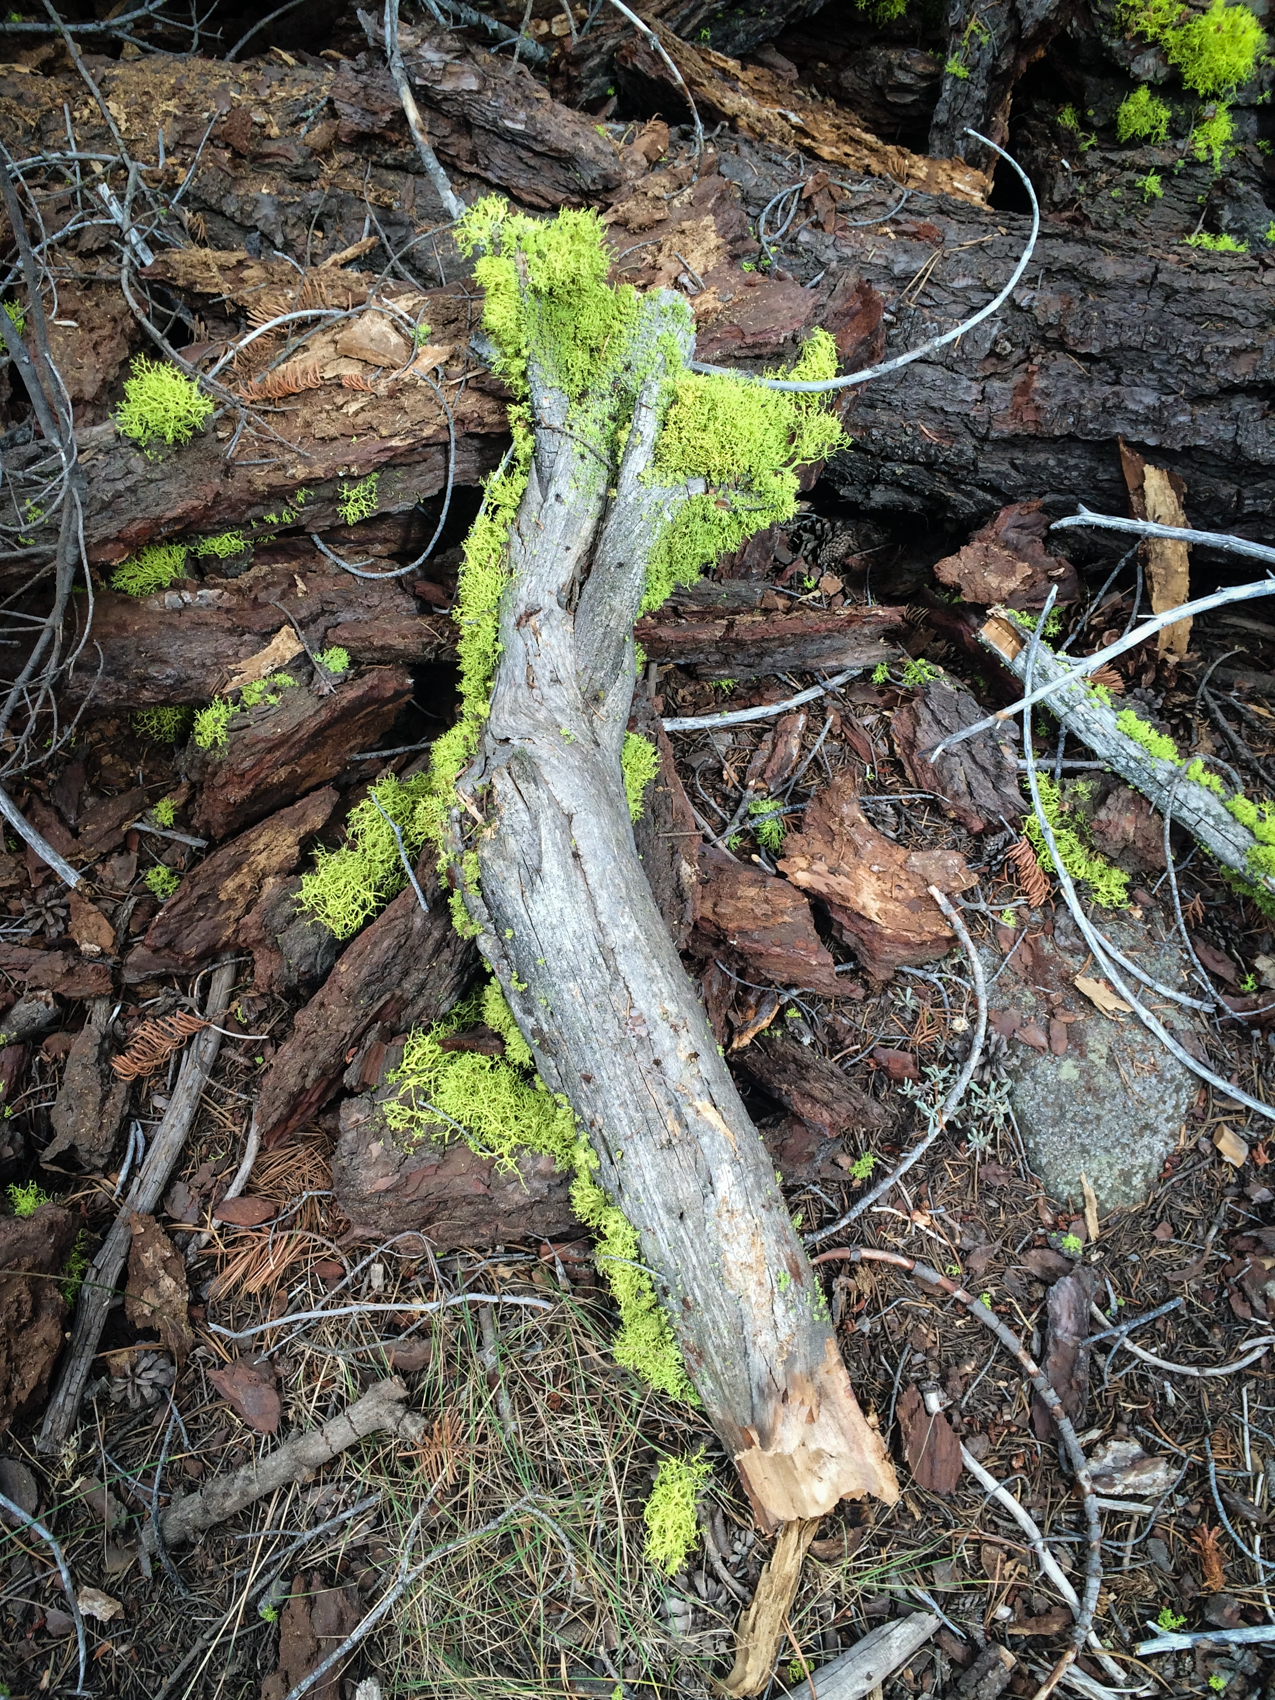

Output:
xmin=115 ymin=355 xmax=214 ymax=450
xmin=901 ymin=656 xmax=943 ymax=687
xmin=145 ymin=865 xmax=180 ymax=900
xmin=1185 ymin=756 xmax=1226 ymax=795
xmin=642 ymin=329 xmax=845 ymax=614
xmin=3 ymin=298 xmax=24 ymax=335
xmin=1115 ymin=707 xmax=1182 ymax=762
xmin=1184 ymin=229 xmax=1247 ymax=250
xmin=193 ymin=697 xmax=235 ymax=751
xmin=621 ymin=732 xmax=660 ymax=821
xmin=191 ymin=530 xmax=248 ymax=559
xmin=748 ymin=795 xmax=786 ymax=852
xmin=7 ymin=1179 xmax=51 ymax=1217
xmin=338 ymin=473 xmax=380 ymax=525
xmin=152 ymin=796 xmax=176 ymax=828
xmin=298 ymin=772 xmax=431 ymax=939
xmin=642 ymin=1449 xmax=711 ymax=1576
xmin=1190 ymin=103 xmax=1235 ymax=167
xmin=132 ymin=706 xmax=192 ymax=744
xmin=316 ymin=646 xmax=350 ymax=675
xmin=1119 ymin=0 xmax=1264 ymax=92
xmin=1137 ymin=170 xmax=1165 ymax=200
xmin=1116 ymin=84 xmax=1172 ymax=143
xmin=1025 ymin=775 xmax=1130 ymax=908
xmin=110 ymin=541 xmax=187 ymax=597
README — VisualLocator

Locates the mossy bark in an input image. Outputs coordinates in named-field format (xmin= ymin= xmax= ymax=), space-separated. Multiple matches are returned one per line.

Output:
xmin=454 ymin=292 xmax=898 ymax=1529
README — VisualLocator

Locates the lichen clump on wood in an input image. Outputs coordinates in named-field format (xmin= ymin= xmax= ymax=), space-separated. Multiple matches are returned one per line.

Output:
xmin=1025 ymin=774 xmax=1130 ymax=908
xmin=114 ymin=355 xmax=214 ymax=450
xmin=621 ymin=732 xmax=660 ymax=821
xmin=643 ymin=1450 xmax=710 ymax=1575
xmin=298 ymin=771 xmax=430 ymax=939
xmin=132 ymin=706 xmax=192 ymax=743
xmin=1116 ymin=84 xmax=1171 ymax=143
xmin=111 ymin=541 xmax=187 ymax=597
xmin=192 ymin=674 xmax=297 ymax=754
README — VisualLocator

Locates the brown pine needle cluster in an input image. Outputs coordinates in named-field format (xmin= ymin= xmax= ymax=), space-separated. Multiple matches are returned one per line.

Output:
xmin=110 ymin=1011 xmax=208 ymax=1080
xmin=236 ymin=361 xmax=322 ymax=401
xmin=1090 ymin=663 xmax=1124 ymax=692
xmin=1006 ymin=835 xmax=1051 ymax=907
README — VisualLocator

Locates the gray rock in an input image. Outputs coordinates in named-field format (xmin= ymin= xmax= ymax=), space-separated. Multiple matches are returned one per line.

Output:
xmin=984 ymin=914 xmax=1200 ymax=1211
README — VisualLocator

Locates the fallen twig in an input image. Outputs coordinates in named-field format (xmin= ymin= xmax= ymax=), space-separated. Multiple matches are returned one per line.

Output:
xmin=811 ymin=1248 xmax=1102 ymax=1700
xmin=208 ymin=1291 xmax=554 ymax=1344
xmin=373 ymin=0 xmax=465 ymax=221
xmin=37 ymin=959 xmax=237 ymax=1450
xmin=688 ymin=131 xmax=1037 ymax=393
xmin=1136 ymin=1622 xmax=1275 ymax=1654
xmin=662 ymin=664 xmax=868 ymax=732
xmin=0 ymin=1489 xmax=88 ymax=1695
xmin=806 ymin=885 xmax=986 ymax=1246
xmin=1052 ymin=509 xmax=1275 ymax=572
xmin=152 ymin=1377 xmax=425 ymax=1549
xmin=1016 ymin=603 xmax=1275 ymax=1126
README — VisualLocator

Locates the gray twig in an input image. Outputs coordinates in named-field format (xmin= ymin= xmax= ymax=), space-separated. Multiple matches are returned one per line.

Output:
xmin=0 ymin=1489 xmax=88 ymax=1694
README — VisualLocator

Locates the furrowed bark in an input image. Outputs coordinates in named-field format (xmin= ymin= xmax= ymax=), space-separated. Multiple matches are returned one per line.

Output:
xmin=979 ymin=613 xmax=1273 ymax=894
xmin=455 ymin=294 xmax=898 ymax=1528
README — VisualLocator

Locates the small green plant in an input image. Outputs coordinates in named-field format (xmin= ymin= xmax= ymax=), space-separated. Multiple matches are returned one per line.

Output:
xmin=1191 ymin=103 xmax=1235 ymax=167
xmin=848 ymin=1151 xmax=876 ymax=1181
xmin=621 ymin=731 xmax=660 ymax=822
xmin=60 ymin=1230 xmax=89 ymax=1307
xmin=145 ymin=865 xmax=180 ymax=900
xmin=7 ymin=1180 xmax=52 ymax=1217
xmin=872 ymin=661 xmax=890 ymax=684
xmin=1266 ymin=220 xmax=1275 ymax=242
xmin=1025 ymin=774 xmax=1130 ymax=908
xmin=337 ymin=473 xmax=380 ymax=525
xmin=110 ymin=541 xmax=188 ymax=597
xmin=945 ymin=54 xmax=970 ymax=76
xmin=1059 ymin=102 xmax=1082 ymax=129
xmin=152 ymin=796 xmax=177 ymax=828
xmin=1136 ymin=169 xmax=1165 ymax=200
xmin=315 ymin=646 xmax=350 ymax=675
xmin=2 ymin=298 xmax=25 ymax=335
xmin=1116 ymin=85 xmax=1172 ymax=143
xmin=979 ymin=1291 xmax=993 ymax=1308
xmin=901 ymin=656 xmax=942 ymax=687
xmin=712 ymin=678 xmax=736 ymax=692
xmin=1008 ymin=606 xmax=1065 ymax=640
xmin=239 ymin=673 xmax=296 ymax=710
xmin=1000 ymin=907 xmax=1017 ymax=925
xmin=1060 ymin=1231 xmax=1084 ymax=1256
xmin=1239 ymin=970 xmax=1258 ymax=991
xmin=132 ymin=706 xmax=193 ymax=744
xmin=1156 ymin=1606 xmax=1188 ymax=1631
xmin=115 ymin=354 xmax=214 ymax=450
xmin=1208 ymin=1676 xmax=1227 ymax=1692
xmin=411 ymin=321 xmax=434 ymax=348
xmin=1184 ymin=230 xmax=1247 ymax=250
xmin=643 ymin=1449 xmax=710 ymax=1575
xmin=1115 ymin=707 xmax=1180 ymax=760
xmin=190 ymin=530 xmax=248 ymax=559
xmin=193 ymin=697 xmax=235 ymax=751
xmin=259 ymin=1604 xmax=280 ymax=1624
xmin=748 ymin=795 xmax=786 ymax=852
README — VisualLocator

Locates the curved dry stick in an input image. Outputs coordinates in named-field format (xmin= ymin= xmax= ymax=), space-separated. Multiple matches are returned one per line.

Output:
xmin=688 ymin=130 xmax=1037 ymax=393
xmin=0 ymin=1489 xmax=88 ymax=1694
xmin=1017 ymin=600 xmax=1275 ymax=1126
xmin=382 ymin=0 xmax=465 ymax=221
xmin=1088 ymin=1302 xmax=1275 ymax=1380
xmin=662 ymin=664 xmax=869 ymax=733
xmin=811 ymin=1247 xmax=1101 ymax=1700
xmin=806 ymin=886 xmax=986 ymax=1246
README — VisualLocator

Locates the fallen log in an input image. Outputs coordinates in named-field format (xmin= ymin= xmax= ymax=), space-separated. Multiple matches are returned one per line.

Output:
xmin=978 ymin=612 xmax=1275 ymax=896
xmin=443 ymin=204 xmax=897 ymax=1526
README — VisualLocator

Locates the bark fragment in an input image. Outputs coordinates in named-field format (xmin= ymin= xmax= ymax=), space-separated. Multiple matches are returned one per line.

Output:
xmin=1119 ymin=442 xmax=1193 ymax=661
xmin=891 ymin=676 xmax=1023 ymax=834
xmin=0 ymin=1206 xmax=76 ymax=1437
xmin=43 ymin=997 xmax=131 ymax=1170
xmin=635 ymin=603 xmax=905 ymax=681
xmin=695 ymin=846 xmax=842 ymax=995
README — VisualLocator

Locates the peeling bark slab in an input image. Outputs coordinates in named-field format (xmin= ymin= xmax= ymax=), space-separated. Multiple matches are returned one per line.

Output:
xmin=891 ymin=677 xmax=1023 ymax=834
xmin=143 ymin=788 xmax=338 ymax=968
xmin=1031 ymin=1268 xmax=1094 ymax=1440
xmin=735 ymin=1031 xmax=886 ymax=1138
xmin=695 ymin=845 xmax=842 ymax=995
xmin=61 ymin=562 xmax=445 ymax=714
xmin=0 ymin=945 xmax=111 ymax=1000
xmin=780 ymin=775 xmax=976 ymax=980
xmin=635 ymin=604 xmax=906 ymax=681
xmin=931 ymin=501 xmax=1079 ymax=610
xmin=43 ymin=998 xmax=131 ymax=1170
xmin=334 ymin=1088 xmax=577 ymax=1248
xmin=188 ymin=668 xmax=410 ymax=841
xmin=0 ymin=1206 xmax=75 ymax=1437
xmin=256 ymin=864 xmax=475 ymax=1150
xmin=333 ymin=32 xmax=621 ymax=209
xmin=239 ymin=876 xmax=340 ymax=1000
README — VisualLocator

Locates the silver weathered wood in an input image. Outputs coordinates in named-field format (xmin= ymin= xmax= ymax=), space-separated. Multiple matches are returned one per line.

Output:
xmin=775 ymin=1613 xmax=940 ymax=1700
xmin=455 ymin=291 xmax=896 ymax=1523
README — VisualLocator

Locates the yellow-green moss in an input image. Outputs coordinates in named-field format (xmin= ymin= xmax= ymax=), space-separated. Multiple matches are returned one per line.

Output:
xmin=621 ymin=732 xmax=660 ymax=821
xmin=115 ymin=355 xmax=214 ymax=450
xmin=152 ymin=796 xmax=176 ymax=828
xmin=1190 ymin=103 xmax=1235 ymax=167
xmin=145 ymin=865 xmax=179 ymax=900
xmin=190 ymin=530 xmax=248 ymax=559
xmin=132 ymin=706 xmax=192 ymax=743
xmin=111 ymin=542 xmax=187 ymax=597
xmin=7 ymin=1179 xmax=51 ymax=1217
xmin=1185 ymin=756 xmax=1226 ymax=795
xmin=338 ymin=473 xmax=379 ymax=525
xmin=1119 ymin=0 xmax=1264 ymax=93
xmin=1184 ymin=229 xmax=1247 ymax=250
xmin=316 ymin=646 xmax=350 ymax=674
xmin=1116 ymin=84 xmax=1172 ymax=142
xmin=298 ymin=772 xmax=431 ymax=939
xmin=642 ymin=329 xmax=845 ymax=613
xmin=643 ymin=1450 xmax=710 ymax=1575
xmin=1025 ymin=774 xmax=1130 ymax=908
xmin=1115 ymin=707 xmax=1181 ymax=763
xmin=192 ymin=698 xmax=235 ymax=751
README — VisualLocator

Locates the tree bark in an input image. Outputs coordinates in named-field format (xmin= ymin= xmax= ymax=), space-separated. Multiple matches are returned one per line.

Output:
xmin=453 ymin=293 xmax=897 ymax=1528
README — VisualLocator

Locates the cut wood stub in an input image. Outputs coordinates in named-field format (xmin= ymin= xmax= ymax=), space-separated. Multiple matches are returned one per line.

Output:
xmin=779 ymin=773 xmax=976 ymax=979
xmin=1119 ymin=441 xmax=1192 ymax=662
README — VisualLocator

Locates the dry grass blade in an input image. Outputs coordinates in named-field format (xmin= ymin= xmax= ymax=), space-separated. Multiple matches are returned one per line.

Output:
xmin=110 ymin=1011 xmax=208 ymax=1080
xmin=237 ymin=361 xmax=323 ymax=400
xmin=1007 ymin=834 xmax=1051 ymax=907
